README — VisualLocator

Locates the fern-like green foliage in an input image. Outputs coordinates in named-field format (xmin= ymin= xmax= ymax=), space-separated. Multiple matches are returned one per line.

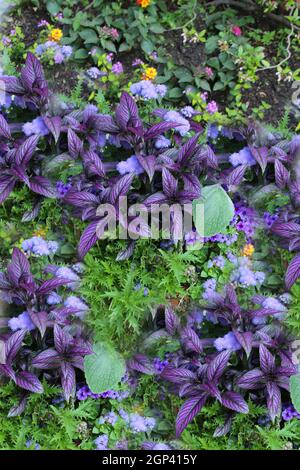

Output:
xmin=80 ymin=240 xmax=207 ymax=353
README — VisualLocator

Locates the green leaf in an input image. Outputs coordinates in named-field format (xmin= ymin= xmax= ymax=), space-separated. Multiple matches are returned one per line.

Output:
xmin=74 ymin=49 xmax=89 ymax=60
xmin=79 ymin=29 xmax=99 ymax=44
xmin=192 ymin=184 xmax=234 ymax=238
xmin=290 ymin=374 xmax=300 ymax=413
xmin=150 ymin=24 xmax=165 ymax=34
xmin=46 ymin=1 xmax=60 ymax=15
xmin=213 ymin=81 xmax=225 ymax=91
xmin=84 ymin=342 xmax=126 ymax=394
xmin=168 ymin=87 xmax=182 ymax=99
xmin=196 ymin=79 xmax=211 ymax=92
xmin=141 ymin=39 xmax=154 ymax=54
xmin=205 ymin=36 xmax=218 ymax=54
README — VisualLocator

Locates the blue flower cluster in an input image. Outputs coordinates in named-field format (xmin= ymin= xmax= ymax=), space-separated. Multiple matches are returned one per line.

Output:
xmin=22 ymin=237 xmax=58 ymax=256
xmin=130 ymin=81 xmax=167 ymax=100
xmin=35 ymin=42 xmax=72 ymax=64
xmin=76 ymin=385 xmax=129 ymax=401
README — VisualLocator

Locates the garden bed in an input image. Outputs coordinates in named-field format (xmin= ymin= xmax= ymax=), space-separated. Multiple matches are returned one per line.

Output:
xmin=0 ymin=0 xmax=300 ymax=453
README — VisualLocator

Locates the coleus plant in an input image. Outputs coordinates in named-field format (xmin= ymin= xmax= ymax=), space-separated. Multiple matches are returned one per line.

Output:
xmin=128 ymin=286 xmax=297 ymax=437
xmin=0 ymin=248 xmax=92 ymax=410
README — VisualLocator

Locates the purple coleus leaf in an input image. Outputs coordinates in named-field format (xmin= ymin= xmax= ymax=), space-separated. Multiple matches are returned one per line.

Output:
xmin=177 ymin=134 xmax=200 ymax=166
xmin=181 ymin=327 xmax=203 ymax=354
xmin=162 ymin=168 xmax=178 ymax=198
xmin=233 ymin=330 xmax=253 ymax=358
xmin=127 ymin=354 xmax=155 ymax=375
xmin=221 ymin=391 xmax=249 ymax=414
xmin=0 ymin=114 xmax=11 ymax=139
xmin=29 ymin=176 xmax=56 ymax=198
xmin=7 ymin=247 xmax=31 ymax=286
xmin=43 ymin=116 xmax=62 ymax=143
xmin=274 ymin=160 xmax=289 ymax=189
xmin=226 ymin=164 xmax=247 ymax=190
xmin=15 ymin=371 xmax=43 ymax=394
xmin=136 ymin=155 xmax=156 ymax=182
xmin=165 ymin=305 xmax=180 ymax=335
xmin=115 ymin=92 xmax=141 ymax=131
xmin=207 ymin=350 xmax=232 ymax=382
xmin=68 ymin=128 xmax=83 ymax=158
xmin=28 ymin=310 xmax=48 ymax=338
xmin=83 ymin=150 xmax=105 ymax=177
xmin=15 ymin=135 xmax=39 ymax=166
xmin=144 ymin=121 xmax=177 ymax=141
xmin=285 ymin=253 xmax=300 ymax=290
xmin=109 ymin=173 xmax=134 ymax=205
xmin=249 ymin=146 xmax=268 ymax=173
xmin=176 ymin=394 xmax=207 ymax=437
xmin=78 ymin=220 xmax=100 ymax=259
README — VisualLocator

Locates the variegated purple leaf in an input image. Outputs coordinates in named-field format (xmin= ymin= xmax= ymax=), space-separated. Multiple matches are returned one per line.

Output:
xmin=259 ymin=344 xmax=275 ymax=374
xmin=0 ymin=364 xmax=16 ymax=381
xmin=95 ymin=114 xmax=119 ymax=133
xmin=43 ymin=116 xmax=62 ymax=143
xmin=21 ymin=52 xmax=47 ymax=93
xmin=83 ymin=150 xmax=105 ymax=177
xmin=15 ymin=134 xmax=39 ymax=166
xmin=0 ymin=76 xmax=24 ymax=94
xmin=162 ymin=168 xmax=177 ymax=198
xmin=237 ymin=368 xmax=264 ymax=390
xmin=226 ymin=165 xmax=247 ymax=188
xmin=28 ymin=310 xmax=48 ymax=337
xmin=127 ymin=354 xmax=155 ymax=375
xmin=7 ymin=396 xmax=27 ymax=417
xmin=21 ymin=201 xmax=41 ymax=222
xmin=285 ymin=253 xmax=300 ymax=290
xmin=143 ymin=192 xmax=168 ymax=206
xmin=116 ymin=241 xmax=135 ymax=261
xmin=213 ymin=415 xmax=233 ymax=437
xmin=207 ymin=350 xmax=231 ymax=382
xmin=15 ymin=371 xmax=43 ymax=394
xmin=165 ymin=305 xmax=180 ymax=335
xmin=32 ymin=348 xmax=61 ymax=369
xmin=177 ymin=134 xmax=199 ymax=165
xmin=205 ymin=145 xmax=218 ymax=169
xmin=7 ymin=247 xmax=30 ymax=286
xmin=0 ymin=176 xmax=16 ymax=204
xmin=250 ymin=146 xmax=268 ymax=173
xmin=272 ymin=222 xmax=300 ymax=239
xmin=176 ymin=394 xmax=207 ymax=437
xmin=222 ymin=391 xmax=249 ymax=413
xmin=181 ymin=327 xmax=203 ymax=354
xmin=115 ymin=92 xmax=140 ymax=130
xmin=5 ymin=329 xmax=26 ymax=364
xmin=233 ymin=330 xmax=252 ymax=358
xmin=11 ymin=166 xmax=30 ymax=185
xmin=182 ymin=174 xmax=201 ymax=198
xmin=274 ymin=160 xmax=289 ymax=189
xmin=78 ymin=220 xmax=100 ymax=259
xmin=60 ymin=361 xmax=76 ymax=402
xmin=161 ymin=366 xmax=196 ymax=384
xmin=68 ymin=128 xmax=83 ymax=158
xmin=64 ymin=190 xmax=99 ymax=208
xmin=200 ymin=382 xmax=222 ymax=402
xmin=36 ymin=277 xmax=72 ymax=295
xmin=54 ymin=324 xmax=72 ymax=355
xmin=109 ymin=173 xmax=134 ymax=204
xmin=136 ymin=155 xmax=156 ymax=182
xmin=144 ymin=121 xmax=178 ymax=141
xmin=266 ymin=382 xmax=281 ymax=422
xmin=0 ymin=113 xmax=11 ymax=139
xmin=29 ymin=176 xmax=56 ymax=198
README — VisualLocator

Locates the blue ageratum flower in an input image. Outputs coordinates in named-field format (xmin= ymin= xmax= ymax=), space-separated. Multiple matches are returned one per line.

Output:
xmin=229 ymin=147 xmax=256 ymax=167
xmin=117 ymin=155 xmax=144 ymax=175
xmin=23 ymin=117 xmax=49 ymax=137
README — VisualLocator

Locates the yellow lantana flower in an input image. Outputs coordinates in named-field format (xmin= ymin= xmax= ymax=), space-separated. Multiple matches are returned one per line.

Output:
xmin=137 ymin=0 xmax=151 ymax=7
xmin=49 ymin=28 xmax=63 ymax=42
xmin=142 ymin=67 xmax=157 ymax=81
xmin=241 ymin=243 xmax=255 ymax=257
xmin=33 ymin=228 xmax=47 ymax=239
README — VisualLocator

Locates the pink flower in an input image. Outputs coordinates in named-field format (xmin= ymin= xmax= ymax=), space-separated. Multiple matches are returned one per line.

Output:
xmin=204 ymin=66 xmax=213 ymax=78
xmin=206 ymin=101 xmax=218 ymax=114
xmin=231 ymin=25 xmax=242 ymax=37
